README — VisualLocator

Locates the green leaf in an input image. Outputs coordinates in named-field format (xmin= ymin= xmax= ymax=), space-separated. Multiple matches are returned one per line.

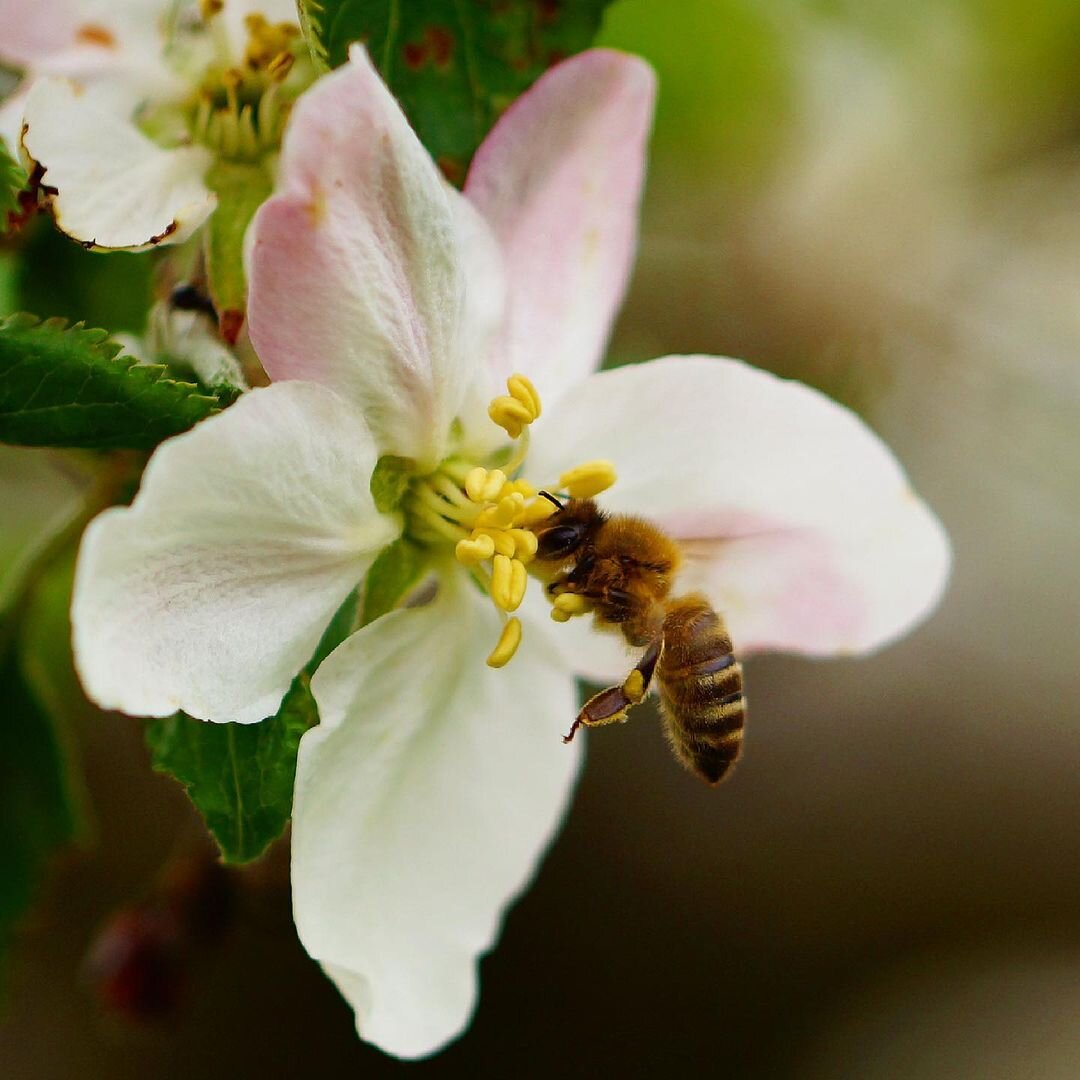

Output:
xmin=0 ymin=313 xmax=225 ymax=449
xmin=0 ymin=138 xmax=28 ymax=237
xmin=369 ymin=453 xmax=414 ymax=513
xmin=147 ymin=541 xmax=427 ymax=863
xmin=145 ymin=678 xmax=319 ymax=865
xmin=204 ymin=161 xmax=274 ymax=343
xmin=301 ymin=0 xmax=615 ymax=181
xmin=362 ymin=537 xmax=425 ymax=624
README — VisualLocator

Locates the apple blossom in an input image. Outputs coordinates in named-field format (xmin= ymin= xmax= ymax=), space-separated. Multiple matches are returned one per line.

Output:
xmin=2 ymin=0 xmax=311 ymax=253
xmin=71 ymin=46 xmax=950 ymax=1059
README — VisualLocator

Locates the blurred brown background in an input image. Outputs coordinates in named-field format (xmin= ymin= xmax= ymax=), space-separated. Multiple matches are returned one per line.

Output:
xmin=4 ymin=0 xmax=1080 ymax=1075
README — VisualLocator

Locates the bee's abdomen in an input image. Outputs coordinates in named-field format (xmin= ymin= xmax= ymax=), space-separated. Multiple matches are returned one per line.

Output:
xmin=657 ymin=597 xmax=745 ymax=786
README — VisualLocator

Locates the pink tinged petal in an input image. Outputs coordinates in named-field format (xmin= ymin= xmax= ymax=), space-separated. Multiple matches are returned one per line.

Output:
xmin=72 ymin=382 xmax=398 ymax=724
xmin=0 ymin=0 xmax=178 ymax=100
xmin=248 ymin=45 xmax=489 ymax=468
xmin=293 ymin=577 xmax=581 ymax=1059
xmin=0 ymin=0 xmax=82 ymax=66
xmin=465 ymin=49 xmax=656 ymax=407
xmin=526 ymin=356 xmax=951 ymax=657
xmin=22 ymin=78 xmax=216 ymax=250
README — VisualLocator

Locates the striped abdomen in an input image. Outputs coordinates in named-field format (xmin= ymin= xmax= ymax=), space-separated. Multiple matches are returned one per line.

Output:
xmin=656 ymin=595 xmax=745 ymax=785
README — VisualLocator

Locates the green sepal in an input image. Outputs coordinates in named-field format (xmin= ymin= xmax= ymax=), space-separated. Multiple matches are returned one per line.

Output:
xmin=0 ymin=313 xmax=226 ymax=449
xmin=370 ymin=454 xmax=414 ymax=513
xmin=204 ymin=161 xmax=274 ymax=344
xmin=300 ymin=0 xmax=616 ymax=182
xmin=361 ymin=537 xmax=425 ymax=625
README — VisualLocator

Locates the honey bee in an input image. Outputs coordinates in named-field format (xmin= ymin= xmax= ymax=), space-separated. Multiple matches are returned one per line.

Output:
xmin=533 ymin=494 xmax=745 ymax=785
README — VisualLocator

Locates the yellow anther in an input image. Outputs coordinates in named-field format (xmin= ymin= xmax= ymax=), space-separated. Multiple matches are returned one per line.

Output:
xmin=455 ymin=534 xmax=495 ymax=565
xmin=488 ymin=396 xmax=534 ymax=439
xmin=509 ymin=528 xmax=538 ymax=562
xmin=199 ymin=0 xmax=224 ymax=17
xmin=473 ymin=527 xmax=516 ymax=558
xmin=267 ymin=50 xmax=295 ymax=81
xmin=506 ymin=374 xmax=542 ymax=420
xmin=502 ymin=478 xmax=536 ymax=499
xmin=518 ymin=497 xmax=558 ymax=526
xmin=490 ymin=554 xmax=514 ymax=611
xmin=486 ymin=617 xmax=523 ymax=668
xmin=465 ymin=466 xmax=506 ymax=503
xmin=507 ymin=558 xmax=528 ymax=612
xmin=551 ymin=593 xmax=592 ymax=620
xmin=622 ymin=669 xmax=645 ymax=702
xmin=477 ymin=492 xmax=526 ymax=530
xmin=559 ymin=460 xmax=617 ymax=499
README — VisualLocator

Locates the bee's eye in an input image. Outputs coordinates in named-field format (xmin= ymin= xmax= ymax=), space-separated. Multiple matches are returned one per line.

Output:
xmin=537 ymin=524 xmax=585 ymax=559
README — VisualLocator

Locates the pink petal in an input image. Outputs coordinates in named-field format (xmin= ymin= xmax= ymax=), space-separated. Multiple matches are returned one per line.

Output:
xmin=465 ymin=49 xmax=656 ymax=407
xmin=526 ymin=356 xmax=951 ymax=658
xmin=247 ymin=45 xmax=489 ymax=468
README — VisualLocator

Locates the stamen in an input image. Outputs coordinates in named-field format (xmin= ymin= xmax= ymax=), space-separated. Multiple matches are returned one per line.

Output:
xmin=471 ymin=527 xmax=517 ymax=558
xmin=455 ymin=534 xmax=495 ymax=565
xmin=518 ymin=497 xmax=559 ymax=526
xmin=464 ymin=467 xmax=506 ymax=504
xmin=508 ymin=528 xmax=538 ymax=561
xmin=486 ymin=618 xmax=523 ymax=668
xmin=506 ymin=374 xmax=542 ymax=419
xmin=490 ymin=554 xmax=513 ymax=610
xmin=551 ymin=593 xmax=593 ymax=623
xmin=488 ymin=396 xmax=533 ymax=439
xmin=559 ymin=460 xmax=617 ymax=499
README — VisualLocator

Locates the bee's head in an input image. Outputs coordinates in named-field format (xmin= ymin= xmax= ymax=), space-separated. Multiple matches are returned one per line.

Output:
xmin=532 ymin=494 xmax=606 ymax=562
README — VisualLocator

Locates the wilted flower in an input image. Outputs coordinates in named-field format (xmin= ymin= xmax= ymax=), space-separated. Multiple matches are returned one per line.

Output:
xmin=1 ymin=0 xmax=311 ymax=261
xmin=72 ymin=47 xmax=949 ymax=1058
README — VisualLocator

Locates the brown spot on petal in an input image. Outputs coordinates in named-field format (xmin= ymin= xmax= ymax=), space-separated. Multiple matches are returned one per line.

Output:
xmin=75 ymin=23 xmax=117 ymax=48
xmin=148 ymin=221 xmax=180 ymax=246
xmin=219 ymin=309 xmax=244 ymax=346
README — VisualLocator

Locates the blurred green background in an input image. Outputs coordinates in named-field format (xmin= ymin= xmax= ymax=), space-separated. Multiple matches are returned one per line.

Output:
xmin=4 ymin=0 xmax=1080 ymax=1075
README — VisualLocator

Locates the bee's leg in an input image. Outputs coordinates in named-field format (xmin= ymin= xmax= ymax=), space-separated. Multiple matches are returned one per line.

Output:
xmin=563 ymin=637 xmax=663 ymax=744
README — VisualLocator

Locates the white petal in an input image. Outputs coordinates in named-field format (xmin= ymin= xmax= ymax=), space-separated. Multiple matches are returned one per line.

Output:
xmin=72 ymin=382 xmax=398 ymax=723
xmin=247 ymin=46 xmax=490 ymax=467
xmin=526 ymin=356 xmax=951 ymax=656
xmin=294 ymin=576 xmax=581 ymax=1059
xmin=22 ymin=78 xmax=215 ymax=250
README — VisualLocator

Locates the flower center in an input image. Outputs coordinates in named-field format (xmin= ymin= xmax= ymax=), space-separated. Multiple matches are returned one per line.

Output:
xmin=189 ymin=13 xmax=305 ymax=161
xmin=403 ymin=375 xmax=616 ymax=668
xmin=141 ymin=4 xmax=312 ymax=163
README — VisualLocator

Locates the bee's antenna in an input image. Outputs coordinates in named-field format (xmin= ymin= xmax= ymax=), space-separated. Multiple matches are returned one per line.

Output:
xmin=538 ymin=490 xmax=564 ymax=510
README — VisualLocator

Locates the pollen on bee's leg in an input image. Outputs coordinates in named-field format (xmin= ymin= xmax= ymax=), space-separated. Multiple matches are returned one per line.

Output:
xmin=559 ymin=460 xmax=617 ymax=499
xmin=486 ymin=618 xmax=523 ymax=668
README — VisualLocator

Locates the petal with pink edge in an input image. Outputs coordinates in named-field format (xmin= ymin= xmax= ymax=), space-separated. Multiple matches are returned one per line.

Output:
xmin=248 ymin=45 xmax=489 ymax=468
xmin=526 ymin=356 xmax=951 ymax=656
xmin=22 ymin=78 xmax=215 ymax=250
xmin=294 ymin=576 xmax=581 ymax=1059
xmin=465 ymin=49 xmax=656 ymax=406
xmin=72 ymin=382 xmax=397 ymax=724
